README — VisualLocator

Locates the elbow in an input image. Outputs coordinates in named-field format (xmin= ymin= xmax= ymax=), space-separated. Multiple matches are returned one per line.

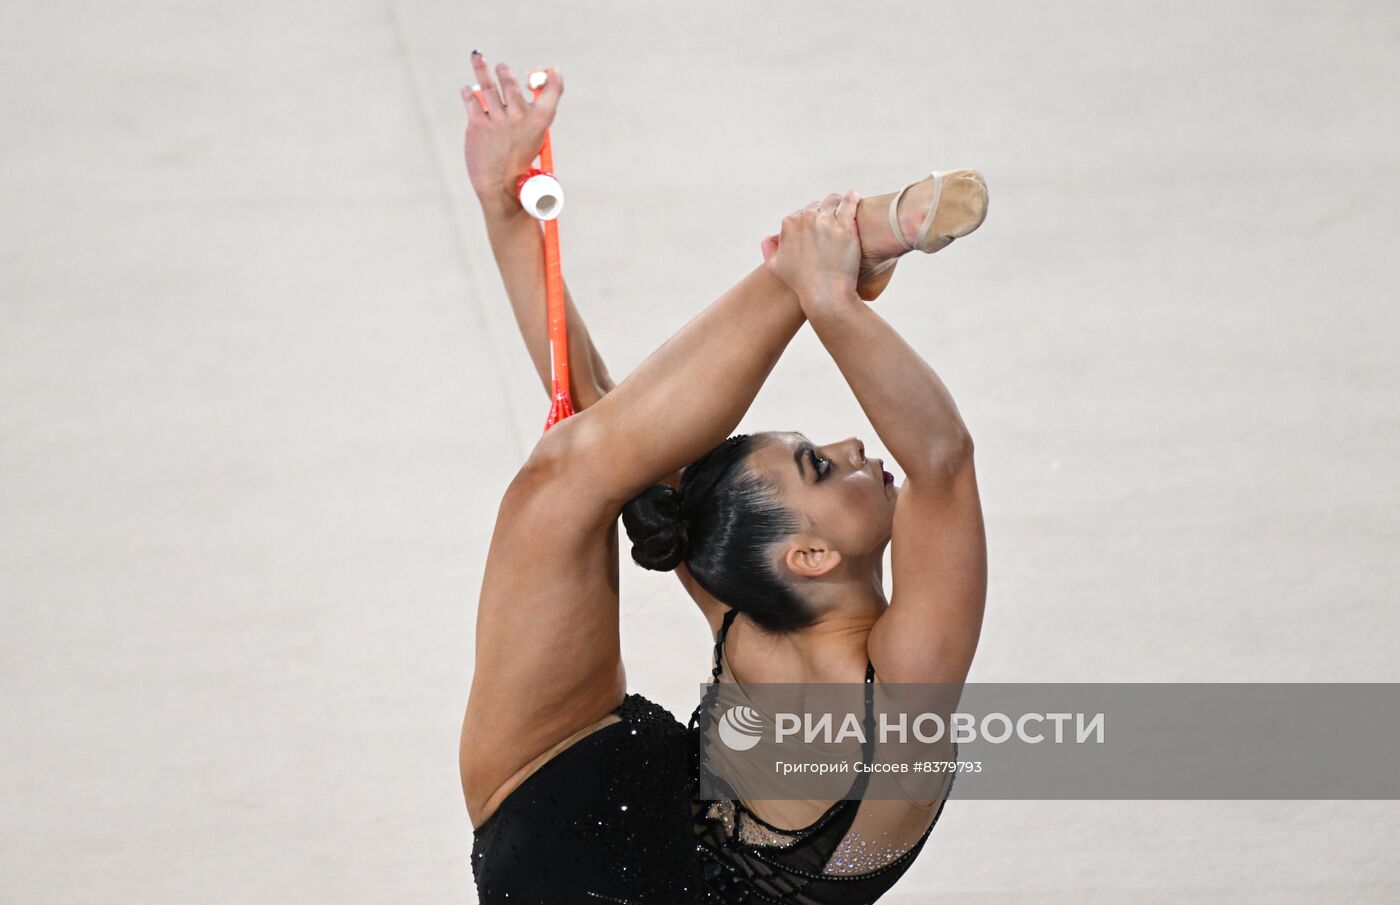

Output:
xmin=945 ymin=429 xmax=974 ymax=467
xmin=933 ymin=429 xmax=975 ymax=478
xmin=907 ymin=429 xmax=975 ymax=487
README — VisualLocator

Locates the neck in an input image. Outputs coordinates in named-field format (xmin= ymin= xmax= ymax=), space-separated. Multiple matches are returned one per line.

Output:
xmin=803 ymin=557 xmax=886 ymax=621
xmin=780 ymin=568 xmax=887 ymax=677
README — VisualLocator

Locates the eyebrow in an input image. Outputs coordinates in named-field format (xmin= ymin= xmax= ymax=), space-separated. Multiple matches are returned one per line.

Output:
xmin=793 ymin=441 xmax=814 ymax=480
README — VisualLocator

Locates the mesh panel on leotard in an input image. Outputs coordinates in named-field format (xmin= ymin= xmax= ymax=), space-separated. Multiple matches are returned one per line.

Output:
xmin=690 ymin=609 xmax=954 ymax=904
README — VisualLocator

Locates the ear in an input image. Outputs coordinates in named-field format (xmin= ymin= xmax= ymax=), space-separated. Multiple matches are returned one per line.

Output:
xmin=784 ymin=536 xmax=843 ymax=579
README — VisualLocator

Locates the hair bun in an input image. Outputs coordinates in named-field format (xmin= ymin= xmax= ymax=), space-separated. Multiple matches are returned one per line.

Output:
xmin=621 ymin=483 xmax=689 ymax=572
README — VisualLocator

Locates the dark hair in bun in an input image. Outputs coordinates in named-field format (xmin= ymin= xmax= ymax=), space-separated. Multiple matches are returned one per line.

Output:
xmin=621 ymin=483 xmax=689 ymax=571
xmin=621 ymin=434 xmax=813 ymax=632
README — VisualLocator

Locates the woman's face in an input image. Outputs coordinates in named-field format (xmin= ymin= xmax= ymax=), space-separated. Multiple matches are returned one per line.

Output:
xmin=745 ymin=431 xmax=898 ymax=564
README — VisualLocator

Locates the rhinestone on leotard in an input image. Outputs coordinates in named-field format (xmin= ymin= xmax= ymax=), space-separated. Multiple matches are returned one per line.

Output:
xmin=735 ymin=812 xmax=801 ymax=848
xmin=823 ymin=829 xmax=909 ymax=876
xmin=705 ymin=800 xmax=736 ymax=838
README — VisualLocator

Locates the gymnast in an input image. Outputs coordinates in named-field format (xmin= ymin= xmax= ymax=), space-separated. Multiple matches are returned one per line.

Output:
xmin=459 ymin=53 xmax=988 ymax=904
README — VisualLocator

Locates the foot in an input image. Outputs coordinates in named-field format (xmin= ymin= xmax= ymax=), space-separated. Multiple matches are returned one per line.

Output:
xmin=760 ymin=169 xmax=987 ymax=301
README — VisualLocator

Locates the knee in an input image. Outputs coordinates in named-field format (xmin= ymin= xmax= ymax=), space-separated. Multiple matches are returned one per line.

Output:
xmin=500 ymin=417 xmax=607 ymax=514
xmin=497 ymin=458 xmax=556 ymax=524
xmin=519 ymin=415 xmax=604 ymax=483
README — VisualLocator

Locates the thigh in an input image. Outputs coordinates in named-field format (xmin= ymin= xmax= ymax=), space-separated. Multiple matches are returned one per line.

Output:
xmin=460 ymin=440 xmax=627 ymax=820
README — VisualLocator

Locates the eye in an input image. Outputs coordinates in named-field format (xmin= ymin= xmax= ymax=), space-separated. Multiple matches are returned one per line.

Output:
xmin=809 ymin=450 xmax=831 ymax=481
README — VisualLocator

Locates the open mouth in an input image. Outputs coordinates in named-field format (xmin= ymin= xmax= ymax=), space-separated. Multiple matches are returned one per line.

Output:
xmin=882 ymin=469 xmax=894 ymax=486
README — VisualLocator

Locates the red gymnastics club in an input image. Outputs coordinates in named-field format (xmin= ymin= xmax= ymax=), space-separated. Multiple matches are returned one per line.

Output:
xmin=515 ymin=69 xmax=573 ymax=431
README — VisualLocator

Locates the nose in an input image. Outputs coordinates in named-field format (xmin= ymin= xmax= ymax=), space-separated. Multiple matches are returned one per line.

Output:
xmin=847 ymin=438 xmax=866 ymax=466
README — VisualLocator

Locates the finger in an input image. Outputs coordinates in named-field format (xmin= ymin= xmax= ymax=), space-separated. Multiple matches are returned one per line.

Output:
xmin=818 ymin=192 xmax=843 ymax=216
xmin=778 ymin=211 xmax=802 ymax=240
xmin=528 ymin=67 xmax=565 ymax=122
xmin=470 ymin=51 xmax=501 ymax=114
xmin=496 ymin=63 xmax=527 ymax=110
xmin=461 ymin=85 xmax=488 ymax=123
xmin=760 ymin=234 xmax=779 ymax=264
xmin=801 ymin=200 xmax=821 ymax=218
xmin=835 ymin=189 xmax=860 ymax=224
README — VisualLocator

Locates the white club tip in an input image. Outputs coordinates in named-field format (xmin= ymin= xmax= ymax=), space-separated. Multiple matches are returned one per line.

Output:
xmin=518 ymin=172 xmax=564 ymax=221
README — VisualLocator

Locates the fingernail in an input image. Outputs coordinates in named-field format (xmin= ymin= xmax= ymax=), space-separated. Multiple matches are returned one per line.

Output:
xmin=471 ymin=49 xmax=481 ymax=57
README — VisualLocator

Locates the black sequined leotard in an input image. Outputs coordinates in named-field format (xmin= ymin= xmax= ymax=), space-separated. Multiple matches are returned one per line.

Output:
xmin=470 ymin=610 xmax=949 ymax=905
xmin=470 ymin=693 xmax=708 ymax=904
xmin=690 ymin=609 xmax=952 ymax=904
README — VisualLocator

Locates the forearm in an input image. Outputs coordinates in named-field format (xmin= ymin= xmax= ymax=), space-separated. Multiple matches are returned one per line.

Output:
xmin=478 ymin=196 xmax=614 ymax=409
xmin=804 ymin=292 xmax=972 ymax=483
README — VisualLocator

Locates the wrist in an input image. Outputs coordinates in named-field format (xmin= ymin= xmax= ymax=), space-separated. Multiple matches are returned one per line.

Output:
xmin=474 ymin=183 xmax=521 ymax=217
xmin=799 ymin=286 xmax=861 ymax=320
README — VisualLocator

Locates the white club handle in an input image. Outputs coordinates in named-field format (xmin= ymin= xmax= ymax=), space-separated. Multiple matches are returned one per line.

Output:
xmin=518 ymin=172 xmax=564 ymax=221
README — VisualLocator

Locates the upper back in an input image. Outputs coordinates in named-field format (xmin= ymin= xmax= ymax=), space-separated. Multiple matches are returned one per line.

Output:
xmin=689 ymin=610 xmax=954 ymax=897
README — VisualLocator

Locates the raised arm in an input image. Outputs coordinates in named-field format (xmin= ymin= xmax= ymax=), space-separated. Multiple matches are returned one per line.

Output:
xmin=768 ymin=201 xmax=987 ymax=685
xmin=463 ymin=55 xmax=744 ymax=628
xmin=465 ymin=55 xmax=613 ymax=408
xmin=466 ymin=54 xmax=799 ymax=501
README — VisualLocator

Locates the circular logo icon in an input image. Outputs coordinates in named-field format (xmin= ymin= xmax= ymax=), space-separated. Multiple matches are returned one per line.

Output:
xmin=718 ymin=705 xmax=765 ymax=751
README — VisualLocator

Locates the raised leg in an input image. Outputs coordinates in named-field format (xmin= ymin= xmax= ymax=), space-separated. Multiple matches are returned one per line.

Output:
xmin=459 ymin=145 xmax=822 ymax=829
xmin=459 ymin=57 xmax=948 ymax=830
